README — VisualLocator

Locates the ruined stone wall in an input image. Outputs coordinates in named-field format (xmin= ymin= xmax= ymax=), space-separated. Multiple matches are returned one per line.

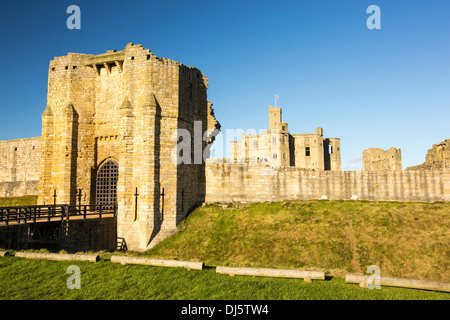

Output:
xmin=292 ymin=133 xmax=325 ymax=170
xmin=324 ymin=138 xmax=341 ymax=171
xmin=362 ymin=147 xmax=402 ymax=172
xmin=406 ymin=139 xmax=450 ymax=170
xmin=205 ymin=161 xmax=449 ymax=203
xmin=230 ymin=130 xmax=290 ymax=167
xmin=0 ymin=137 xmax=41 ymax=197
xmin=176 ymin=64 xmax=212 ymax=224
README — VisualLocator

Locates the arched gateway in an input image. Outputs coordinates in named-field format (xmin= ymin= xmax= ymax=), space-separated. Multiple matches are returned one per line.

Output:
xmin=95 ymin=160 xmax=118 ymax=206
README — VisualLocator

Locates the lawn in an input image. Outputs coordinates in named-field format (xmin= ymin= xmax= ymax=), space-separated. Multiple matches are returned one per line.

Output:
xmin=0 ymin=198 xmax=449 ymax=300
xmin=0 ymin=255 xmax=448 ymax=300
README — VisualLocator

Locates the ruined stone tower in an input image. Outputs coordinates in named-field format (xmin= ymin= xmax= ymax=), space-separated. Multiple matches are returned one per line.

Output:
xmin=362 ymin=147 xmax=402 ymax=171
xmin=37 ymin=43 xmax=220 ymax=251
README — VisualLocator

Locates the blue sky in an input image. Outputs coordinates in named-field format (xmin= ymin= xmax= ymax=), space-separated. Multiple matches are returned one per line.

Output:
xmin=0 ymin=0 xmax=448 ymax=169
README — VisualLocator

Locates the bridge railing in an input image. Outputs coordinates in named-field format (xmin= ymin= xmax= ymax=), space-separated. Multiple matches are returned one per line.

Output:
xmin=0 ymin=204 xmax=117 ymax=225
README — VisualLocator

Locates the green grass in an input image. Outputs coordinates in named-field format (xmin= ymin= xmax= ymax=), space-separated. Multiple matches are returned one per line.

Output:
xmin=145 ymin=200 xmax=450 ymax=282
xmin=1 ymin=199 xmax=449 ymax=299
xmin=0 ymin=255 xmax=448 ymax=300
xmin=0 ymin=196 xmax=38 ymax=207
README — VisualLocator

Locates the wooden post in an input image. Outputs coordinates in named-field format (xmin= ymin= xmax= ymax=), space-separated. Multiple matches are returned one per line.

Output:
xmin=77 ymin=189 xmax=82 ymax=213
xmin=345 ymin=274 xmax=450 ymax=293
xmin=110 ymin=255 xmax=204 ymax=270
xmin=216 ymin=266 xmax=325 ymax=281
xmin=0 ymin=251 xmax=10 ymax=257
xmin=15 ymin=252 xmax=100 ymax=263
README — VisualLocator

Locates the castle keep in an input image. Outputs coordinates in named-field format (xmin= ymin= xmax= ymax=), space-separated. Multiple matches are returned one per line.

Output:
xmin=0 ymin=44 xmax=449 ymax=252
xmin=230 ymin=105 xmax=341 ymax=171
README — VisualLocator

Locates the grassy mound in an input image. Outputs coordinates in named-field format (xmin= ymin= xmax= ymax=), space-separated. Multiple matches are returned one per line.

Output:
xmin=144 ymin=200 xmax=450 ymax=282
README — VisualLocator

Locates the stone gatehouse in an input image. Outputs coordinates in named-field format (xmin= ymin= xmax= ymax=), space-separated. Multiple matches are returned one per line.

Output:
xmin=9 ymin=43 xmax=220 ymax=251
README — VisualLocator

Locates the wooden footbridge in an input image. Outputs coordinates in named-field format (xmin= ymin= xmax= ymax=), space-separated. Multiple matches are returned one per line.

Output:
xmin=0 ymin=204 xmax=117 ymax=226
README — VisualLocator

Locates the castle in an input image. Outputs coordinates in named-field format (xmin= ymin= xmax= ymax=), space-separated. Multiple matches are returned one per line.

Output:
xmin=230 ymin=105 xmax=341 ymax=171
xmin=0 ymin=44 xmax=449 ymax=251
